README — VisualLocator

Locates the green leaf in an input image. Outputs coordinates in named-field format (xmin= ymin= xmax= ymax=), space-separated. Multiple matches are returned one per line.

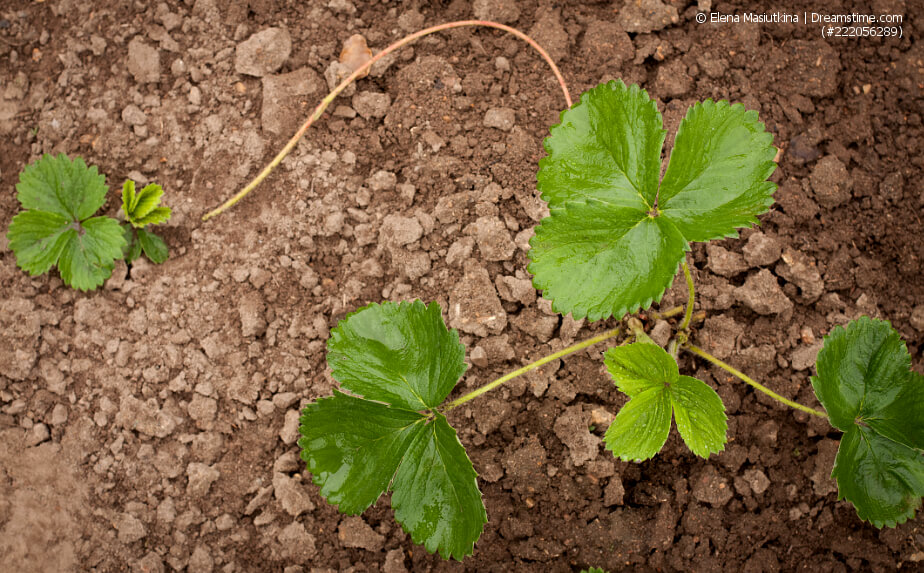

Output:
xmin=537 ymin=80 xmax=664 ymax=209
xmin=581 ymin=568 xmax=608 ymax=573
xmin=327 ymin=300 xmax=467 ymax=411
xmin=137 ymin=228 xmax=168 ymax=264
xmin=832 ymin=425 xmax=924 ymax=528
xmin=604 ymin=385 xmax=672 ymax=462
xmin=528 ymin=201 xmax=688 ymax=321
xmin=16 ymin=154 xmax=107 ymax=220
xmin=122 ymin=180 xmax=171 ymax=228
xmin=391 ymin=414 xmax=485 ymax=560
xmin=603 ymin=342 xmax=727 ymax=461
xmin=812 ymin=316 xmax=924 ymax=527
xmin=671 ymin=375 xmax=728 ymax=458
xmin=132 ymin=206 xmax=172 ymax=227
xmin=529 ymin=82 xmax=776 ymax=320
xmin=121 ymin=223 xmax=142 ymax=263
xmin=300 ymin=391 xmax=428 ymax=514
xmin=7 ymin=155 xmax=126 ymax=291
xmin=300 ymin=301 xmax=485 ymax=560
xmin=6 ymin=210 xmax=72 ymax=276
xmin=659 ymin=100 xmax=777 ymax=242
xmin=122 ymin=180 xmax=137 ymax=215
xmin=56 ymin=216 xmax=126 ymax=291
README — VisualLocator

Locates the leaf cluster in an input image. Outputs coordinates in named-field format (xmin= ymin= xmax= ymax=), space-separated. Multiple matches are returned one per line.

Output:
xmin=528 ymin=80 xmax=776 ymax=321
xmin=298 ymin=301 xmax=486 ymax=560
xmin=812 ymin=317 xmax=924 ymax=527
xmin=120 ymin=180 xmax=171 ymax=264
xmin=6 ymin=154 xmax=171 ymax=291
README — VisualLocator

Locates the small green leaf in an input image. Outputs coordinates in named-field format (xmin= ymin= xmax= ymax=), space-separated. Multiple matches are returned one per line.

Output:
xmin=659 ymin=100 xmax=777 ymax=242
xmin=529 ymin=82 xmax=776 ymax=321
xmin=603 ymin=342 xmax=727 ymax=461
xmin=812 ymin=317 xmax=924 ymax=527
xmin=581 ymin=568 xmax=608 ymax=573
xmin=132 ymin=206 xmax=172 ymax=227
xmin=137 ymin=228 xmax=168 ymax=264
xmin=16 ymin=154 xmax=107 ymax=220
xmin=671 ymin=375 xmax=728 ymax=458
xmin=122 ymin=180 xmax=137 ymax=215
xmin=131 ymin=183 xmax=164 ymax=220
xmin=604 ymin=385 xmax=672 ymax=462
xmin=327 ymin=300 xmax=467 ymax=411
xmin=56 ymin=216 xmax=126 ymax=291
xmin=300 ymin=301 xmax=485 ymax=560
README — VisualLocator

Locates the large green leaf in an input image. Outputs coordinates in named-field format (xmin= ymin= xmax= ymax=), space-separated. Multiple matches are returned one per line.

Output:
xmin=528 ymin=81 xmax=777 ymax=320
xmin=603 ymin=342 xmax=727 ymax=461
xmin=812 ymin=316 xmax=924 ymax=527
xmin=659 ymin=100 xmax=777 ymax=242
xmin=299 ymin=301 xmax=486 ymax=560
xmin=56 ymin=216 xmax=126 ymax=291
xmin=16 ymin=154 xmax=107 ymax=220
xmin=327 ymin=300 xmax=467 ymax=411
xmin=137 ymin=228 xmax=169 ymax=264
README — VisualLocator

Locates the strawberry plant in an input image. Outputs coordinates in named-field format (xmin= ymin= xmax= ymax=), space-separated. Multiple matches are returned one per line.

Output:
xmin=298 ymin=80 xmax=922 ymax=560
xmin=120 ymin=180 xmax=172 ymax=264
xmin=6 ymin=154 xmax=171 ymax=290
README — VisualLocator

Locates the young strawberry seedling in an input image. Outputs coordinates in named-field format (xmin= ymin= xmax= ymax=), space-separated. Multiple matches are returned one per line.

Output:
xmin=298 ymin=80 xmax=923 ymax=560
xmin=7 ymin=154 xmax=171 ymax=290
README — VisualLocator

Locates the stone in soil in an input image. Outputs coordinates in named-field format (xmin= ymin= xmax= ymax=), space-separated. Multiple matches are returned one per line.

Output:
xmin=261 ymin=67 xmax=322 ymax=136
xmin=735 ymin=269 xmax=793 ymax=315
xmin=380 ymin=214 xmax=423 ymax=248
xmin=743 ymin=468 xmax=771 ymax=495
xmin=707 ymin=244 xmax=747 ymax=277
xmin=483 ymin=107 xmax=516 ymax=132
xmin=449 ymin=261 xmax=507 ymax=337
xmin=698 ymin=314 xmax=743 ymax=360
xmin=504 ymin=435 xmax=549 ymax=495
xmin=655 ymin=60 xmax=693 ymax=97
xmin=473 ymin=0 xmax=521 ymax=24
xmin=691 ymin=464 xmax=733 ymax=507
xmin=273 ymin=473 xmax=315 ymax=517
xmin=810 ymin=439 xmax=839 ymax=496
xmin=527 ymin=9 xmax=568 ymax=63
xmin=239 ymin=291 xmax=267 ymax=337
xmin=472 ymin=216 xmax=515 ymax=261
xmin=742 ymin=232 xmax=782 ymax=267
xmin=352 ymin=91 xmax=390 ymax=120
xmin=810 ymin=155 xmax=852 ymax=208
xmin=776 ymin=248 xmax=825 ymax=303
xmin=495 ymin=275 xmax=536 ymax=306
xmin=553 ymin=405 xmax=601 ymax=467
xmin=337 ymin=516 xmax=385 ymax=551
xmin=581 ymin=20 xmax=634 ymax=68
xmin=235 ymin=28 xmax=292 ymax=77
xmin=186 ymin=462 xmax=220 ymax=496
xmin=617 ymin=0 xmax=679 ymax=33
xmin=127 ymin=37 xmax=160 ymax=83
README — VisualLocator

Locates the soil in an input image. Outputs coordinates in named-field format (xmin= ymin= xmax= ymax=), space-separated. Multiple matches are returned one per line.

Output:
xmin=1 ymin=0 xmax=923 ymax=571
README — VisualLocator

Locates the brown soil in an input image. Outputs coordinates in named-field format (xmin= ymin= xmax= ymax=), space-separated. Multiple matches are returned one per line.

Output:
xmin=1 ymin=0 xmax=923 ymax=571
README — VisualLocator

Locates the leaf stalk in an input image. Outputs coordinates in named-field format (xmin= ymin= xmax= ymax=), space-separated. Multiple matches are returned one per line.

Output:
xmin=683 ymin=344 xmax=828 ymax=419
xmin=441 ymin=326 xmax=620 ymax=413
xmin=202 ymin=20 xmax=572 ymax=221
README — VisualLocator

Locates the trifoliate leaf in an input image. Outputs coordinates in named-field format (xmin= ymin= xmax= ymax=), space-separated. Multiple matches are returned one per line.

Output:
xmin=122 ymin=180 xmax=171 ymax=228
xmin=603 ymin=342 xmax=727 ymax=461
xmin=7 ymin=154 xmax=126 ymax=291
xmin=137 ymin=228 xmax=168 ymax=264
xmin=529 ymin=81 xmax=776 ymax=320
xmin=299 ymin=300 xmax=485 ymax=560
xmin=812 ymin=317 xmax=924 ymax=527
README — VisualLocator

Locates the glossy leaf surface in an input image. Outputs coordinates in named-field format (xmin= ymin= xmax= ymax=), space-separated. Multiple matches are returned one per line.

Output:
xmin=299 ymin=301 xmax=485 ymax=560
xmin=603 ymin=342 xmax=727 ymax=461
xmin=812 ymin=317 xmax=924 ymax=527
xmin=529 ymin=81 xmax=776 ymax=320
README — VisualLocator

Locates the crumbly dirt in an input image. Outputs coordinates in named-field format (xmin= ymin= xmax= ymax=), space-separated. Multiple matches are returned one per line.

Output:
xmin=1 ymin=0 xmax=923 ymax=571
